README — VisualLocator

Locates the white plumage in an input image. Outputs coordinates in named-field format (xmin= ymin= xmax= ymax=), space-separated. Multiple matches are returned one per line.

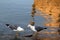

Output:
xmin=27 ymin=24 xmax=36 ymax=32
xmin=13 ymin=26 xmax=24 ymax=31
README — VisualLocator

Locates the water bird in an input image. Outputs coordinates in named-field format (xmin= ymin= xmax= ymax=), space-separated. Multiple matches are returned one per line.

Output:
xmin=5 ymin=24 xmax=24 ymax=31
xmin=5 ymin=24 xmax=25 ymax=40
xmin=27 ymin=24 xmax=47 ymax=32
xmin=23 ymin=23 xmax=47 ymax=37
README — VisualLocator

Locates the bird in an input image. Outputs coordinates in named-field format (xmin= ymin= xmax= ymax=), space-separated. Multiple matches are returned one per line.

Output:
xmin=27 ymin=24 xmax=47 ymax=32
xmin=25 ymin=24 xmax=47 ymax=38
xmin=23 ymin=24 xmax=47 ymax=38
xmin=5 ymin=24 xmax=25 ymax=39
xmin=5 ymin=24 xmax=24 ymax=31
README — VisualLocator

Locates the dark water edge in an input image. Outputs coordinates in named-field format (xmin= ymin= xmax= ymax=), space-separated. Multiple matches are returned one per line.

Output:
xmin=0 ymin=32 xmax=60 ymax=40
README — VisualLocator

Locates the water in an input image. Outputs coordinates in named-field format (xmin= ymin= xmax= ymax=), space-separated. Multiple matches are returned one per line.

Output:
xmin=0 ymin=0 xmax=46 ymax=32
xmin=0 ymin=0 xmax=60 ymax=40
xmin=0 ymin=0 xmax=33 ymax=24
